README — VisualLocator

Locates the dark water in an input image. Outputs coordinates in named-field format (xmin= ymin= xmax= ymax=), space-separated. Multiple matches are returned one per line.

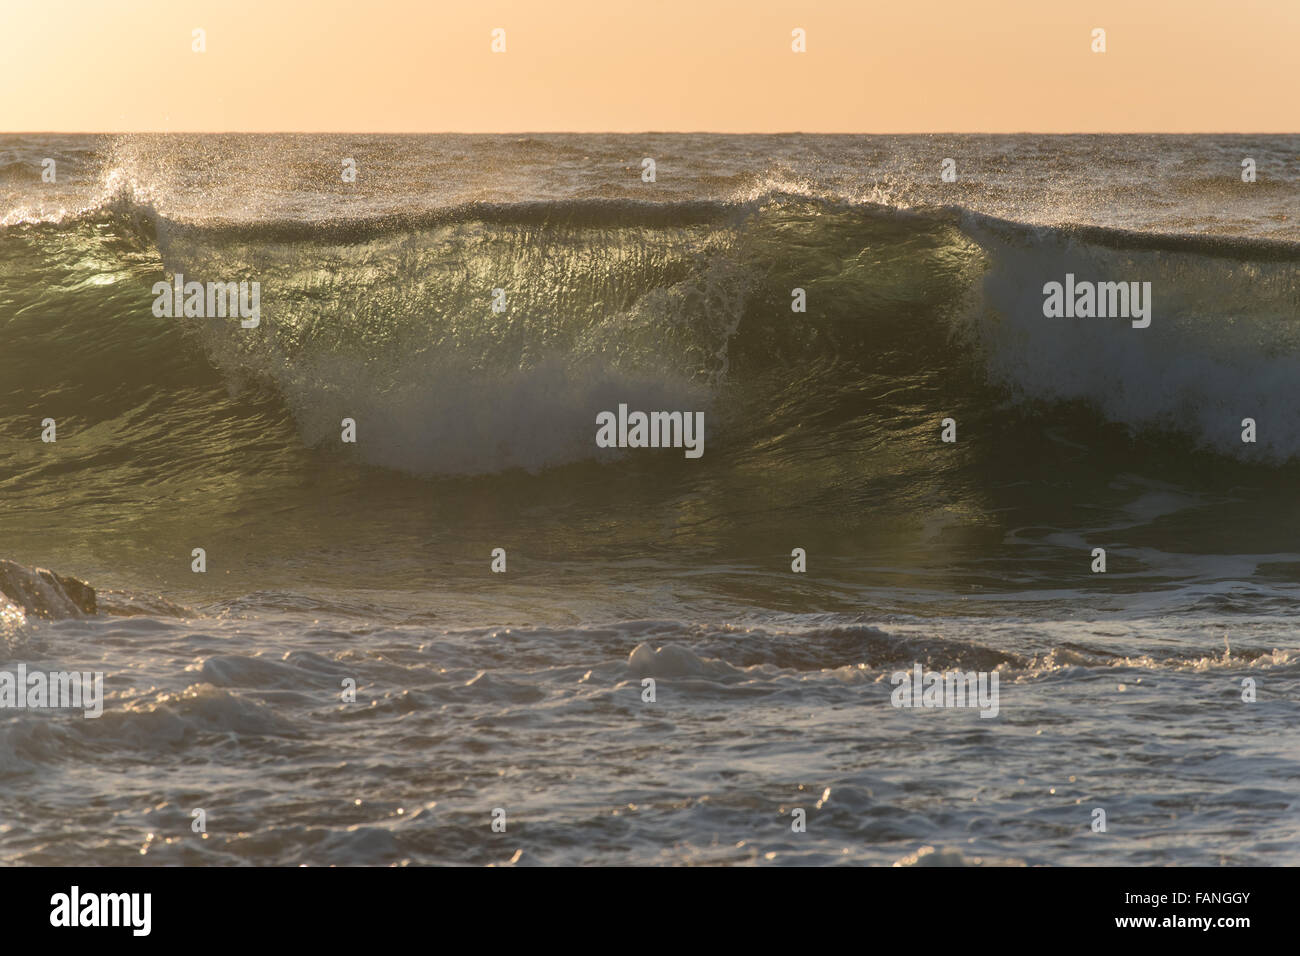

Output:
xmin=0 ymin=134 xmax=1297 ymax=865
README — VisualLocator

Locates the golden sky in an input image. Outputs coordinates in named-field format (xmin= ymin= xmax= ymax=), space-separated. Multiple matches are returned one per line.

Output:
xmin=2 ymin=0 xmax=1296 ymax=132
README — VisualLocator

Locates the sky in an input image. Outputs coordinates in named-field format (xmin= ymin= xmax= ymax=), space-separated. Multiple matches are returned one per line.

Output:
xmin=2 ymin=0 xmax=1297 ymax=132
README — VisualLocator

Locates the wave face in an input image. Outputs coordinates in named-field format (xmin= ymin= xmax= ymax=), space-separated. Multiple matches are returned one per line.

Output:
xmin=5 ymin=192 xmax=1299 ymax=475
xmin=3 ymin=133 xmax=1300 ymax=604
xmin=3 ymin=153 xmax=1300 ymax=608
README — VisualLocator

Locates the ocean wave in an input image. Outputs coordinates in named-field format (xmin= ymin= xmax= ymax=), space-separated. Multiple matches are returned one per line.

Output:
xmin=2 ymin=192 xmax=1299 ymax=482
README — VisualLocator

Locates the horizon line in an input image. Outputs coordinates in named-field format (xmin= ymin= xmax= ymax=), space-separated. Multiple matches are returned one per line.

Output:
xmin=5 ymin=130 xmax=1299 ymax=137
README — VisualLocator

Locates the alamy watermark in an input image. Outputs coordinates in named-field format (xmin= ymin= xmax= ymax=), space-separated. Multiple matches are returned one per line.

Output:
xmin=1042 ymin=273 xmax=1151 ymax=329
xmin=50 ymin=886 xmax=150 ymax=936
xmin=890 ymin=663 xmax=999 ymax=718
xmin=152 ymin=273 xmax=261 ymax=328
xmin=596 ymin=404 xmax=704 ymax=458
xmin=0 ymin=664 xmax=104 ymax=718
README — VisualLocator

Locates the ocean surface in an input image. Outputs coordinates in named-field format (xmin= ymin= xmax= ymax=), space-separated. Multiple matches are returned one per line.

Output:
xmin=1 ymin=133 xmax=1297 ymax=866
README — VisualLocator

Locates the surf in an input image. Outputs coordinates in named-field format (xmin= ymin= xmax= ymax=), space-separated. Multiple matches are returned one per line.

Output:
xmin=4 ymin=192 xmax=1298 ymax=478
